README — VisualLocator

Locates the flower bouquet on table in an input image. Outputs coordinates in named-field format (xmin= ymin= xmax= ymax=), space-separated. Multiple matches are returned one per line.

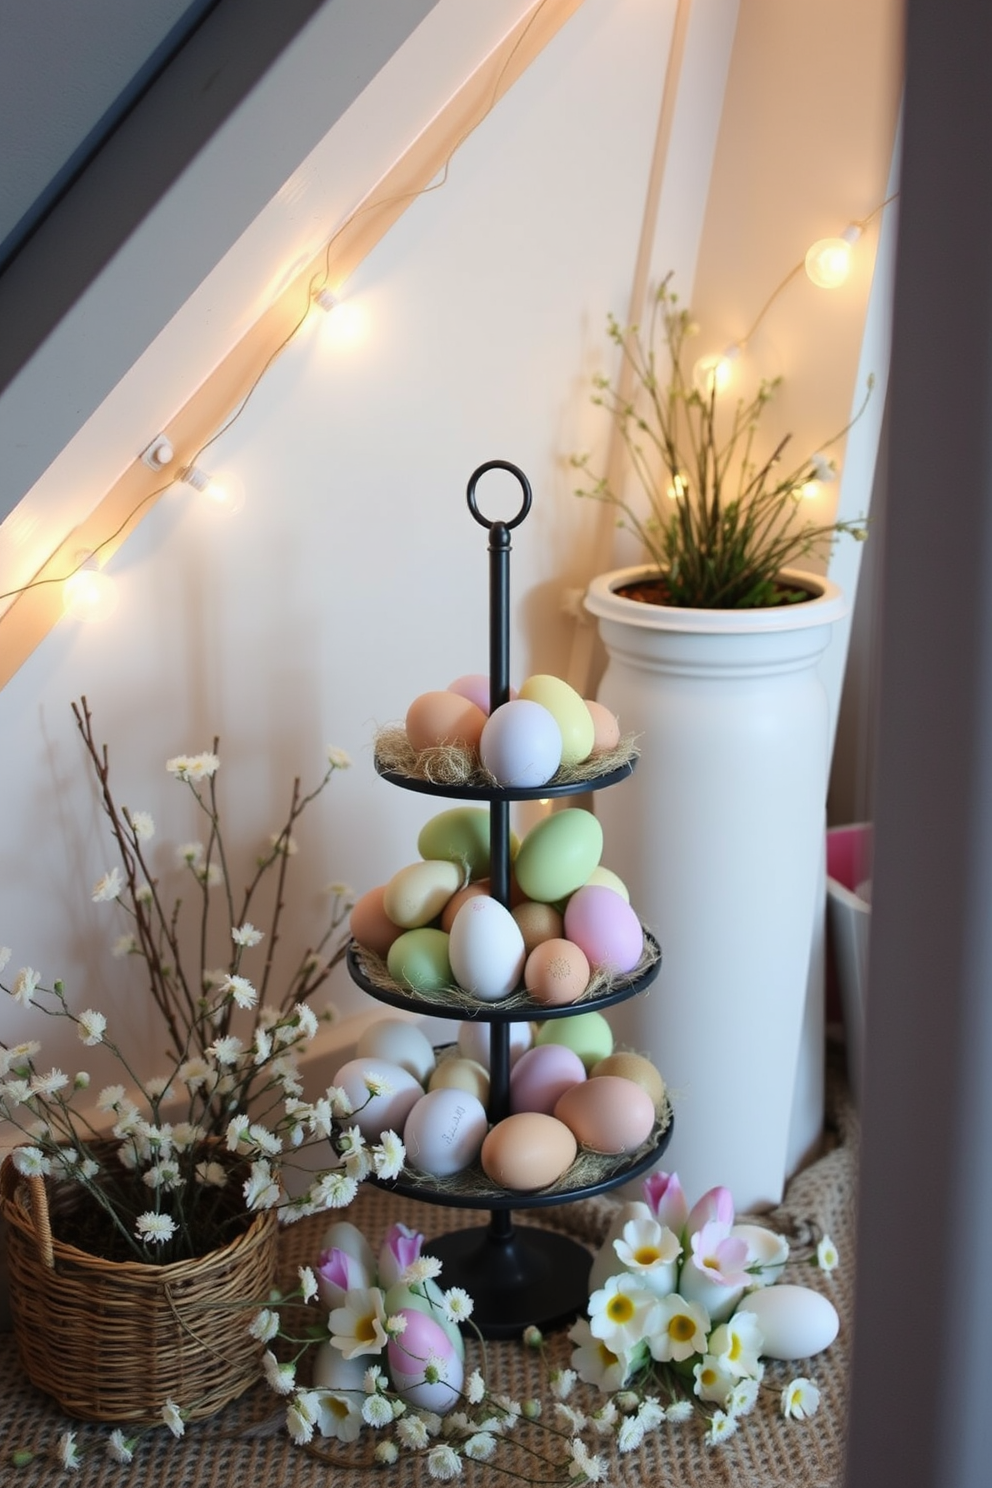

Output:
xmin=568 ymin=1171 xmax=840 ymax=1448
xmin=0 ymin=697 xmax=403 ymax=1433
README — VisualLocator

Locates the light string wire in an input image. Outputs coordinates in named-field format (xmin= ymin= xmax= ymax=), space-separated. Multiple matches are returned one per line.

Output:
xmin=0 ymin=0 xmax=554 ymax=613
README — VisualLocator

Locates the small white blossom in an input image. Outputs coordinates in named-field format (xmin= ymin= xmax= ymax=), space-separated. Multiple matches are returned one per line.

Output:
xmin=128 ymin=811 xmax=155 ymax=841
xmin=298 ymin=1266 xmax=318 ymax=1303
xmin=111 ymin=934 xmax=138 ymax=958
xmin=286 ymin=1394 xmax=317 ymax=1445
xmin=426 ymin=1443 xmax=462 ymax=1480
xmin=550 ymin=1368 xmax=577 ymax=1401
xmin=567 ymin=1438 xmax=605 ymax=1482
xmin=374 ymin=1441 xmax=399 ymax=1464
xmin=57 ymin=1430 xmax=82 ymax=1470
xmin=817 ymin=1235 xmax=839 ymax=1271
xmin=178 ymin=842 xmax=204 ymax=869
xmin=442 ymin=1287 xmax=473 ymax=1323
xmin=135 ymin=1211 xmax=177 ymax=1245
xmin=207 ymin=1034 xmax=243 ymax=1066
xmin=781 ymin=1377 xmax=820 ymax=1420
xmin=77 ymin=1009 xmax=107 ymax=1046
xmin=161 ymin=1399 xmax=185 ymax=1438
xmin=243 ymin=1160 xmax=281 ymax=1210
xmin=397 ymin=1415 xmax=431 ymax=1450
xmin=666 ymin=1399 xmax=694 ymax=1423
xmin=222 ymin=974 xmax=258 ymax=1010
xmin=0 ymin=946 xmax=11 ymax=972
xmin=617 ymin=1416 xmax=646 ymax=1452
xmin=92 ymin=867 xmax=123 ymax=902
xmin=706 ymin=1410 xmax=739 ymax=1445
xmin=372 ymin=1131 xmax=405 ymax=1181
xmin=249 ymin=1309 xmax=280 ymax=1343
xmin=106 ymin=1430 xmax=134 ymax=1464
xmin=262 ymin=1350 xmax=296 ymax=1395
xmin=97 ymin=1084 xmax=127 ymax=1111
xmin=12 ymin=1146 xmax=50 ymax=1177
xmin=464 ymin=1432 xmax=497 ymax=1461
xmin=232 ymin=922 xmax=264 ymax=947
xmin=11 ymin=967 xmax=40 ymax=1006
xmin=30 ymin=1068 xmax=68 ymax=1096
xmin=404 ymin=1255 xmax=443 ymax=1285
xmin=466 ymin=1370 xmax=486 ymax=1405
xmin=361 ymin=1394 xmax=394 ymax=1428
xmin=167 ymin=751 xmax=220 ymax=781
xmin=327 ymin=746 xmax=352 ymax=769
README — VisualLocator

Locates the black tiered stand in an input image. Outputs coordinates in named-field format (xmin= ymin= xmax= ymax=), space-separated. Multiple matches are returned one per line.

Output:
xmin=346 ymin=461 xmax=670 ymax=1338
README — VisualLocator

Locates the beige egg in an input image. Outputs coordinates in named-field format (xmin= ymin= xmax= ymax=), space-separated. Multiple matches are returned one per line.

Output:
xmin=406 ymin=692 xmax=487 ymax=753
xmin=383 ymin=859 xmax=464 ymax=929
xmin=524 ymin=938 xmax=590 ymax=1007
xmin=428 ymin=1056 xmax=491 ymax=1107
xmin=590 ymin=1052 xmax=667 ymax=1113
xmin=585 ymin=699 xmax=621 ymax=753
xmin=480 ymin=1113 xmax=577 ymax=1191
xmin=554 ymin=1076 xmax=656 ymax=1154
xmin=350 ymin=884 xmax=403 ymax=958
xmin=511 ymin=900 xmax=565 ymax=955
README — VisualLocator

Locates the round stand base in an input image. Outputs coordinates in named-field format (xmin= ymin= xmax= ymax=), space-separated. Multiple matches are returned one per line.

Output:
xmin=426 ymin=1221 xmax=591 ymax=1339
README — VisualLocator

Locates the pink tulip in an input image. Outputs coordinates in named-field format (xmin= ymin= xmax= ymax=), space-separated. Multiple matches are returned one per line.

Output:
xmin=317 ymin=1246 xmax=373 ymax=1311
xmin=685 ymin=1185 xmax=735 ymax=1239
xmin=377 ymin=1223 xmax=426 ymax=1289
xmin=642 ymin=1172 xmax=689 ymax=1235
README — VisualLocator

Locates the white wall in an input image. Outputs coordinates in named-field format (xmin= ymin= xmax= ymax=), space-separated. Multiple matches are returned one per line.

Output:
xmin=0 ymin=0 xmax=738 ymax=1097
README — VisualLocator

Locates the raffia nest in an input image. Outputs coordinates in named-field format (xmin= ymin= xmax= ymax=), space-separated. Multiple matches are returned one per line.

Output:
xmin=350 ymin=935 xmax=660 ymax=1016
xmin=372 ymin=725 xmax=640 ymax=790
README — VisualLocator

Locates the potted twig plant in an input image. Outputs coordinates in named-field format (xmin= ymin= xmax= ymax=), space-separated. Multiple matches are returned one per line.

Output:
xmin=577 ymin=275 xmax=871 ymax=1211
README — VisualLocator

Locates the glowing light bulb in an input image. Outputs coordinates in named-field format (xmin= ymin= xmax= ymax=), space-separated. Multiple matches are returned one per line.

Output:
xmin=63 ymin=556 xmax=119 ymax=622
xmin=180 ymin=465 xmax=245 ymax=515
xmin=805 ymin=225 xmax=862 ymax=288
xmin=667 ymin=472 xmax=688 ymax=501
xmin=798 ymin=479 xmax=821 ymax=501
xmin=692 ymin=345 xmax=739 ymax=397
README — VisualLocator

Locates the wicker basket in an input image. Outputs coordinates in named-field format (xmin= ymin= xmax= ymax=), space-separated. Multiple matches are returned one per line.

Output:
xmin=0 ymin=1150 xmax=278 ymax=1424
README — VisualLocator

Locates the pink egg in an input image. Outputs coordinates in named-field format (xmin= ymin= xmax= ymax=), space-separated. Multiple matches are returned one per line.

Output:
xmin=447 ymin=674 xmax=517 ymax=714
xmin=554 ymin=1075 xmax=656 ymax=1153
xmin=387 ymin=1308 xmax=463 ymax=1413
xmin=510 ymin=1043 xmax=587 ymax=1116
xmin=585 ymin=699 xmax=621 ymax=753
xmin=563 ymin=885 xmax=644 ymax=974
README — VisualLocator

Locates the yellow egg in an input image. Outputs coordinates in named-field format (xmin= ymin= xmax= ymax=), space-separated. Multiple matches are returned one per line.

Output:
xmin=428 ymin=1056 xmax=491 ymax=1107
xmin=590 ymin=1052 xmax=667 ymax=1112
xmin=480 ymin=1113 xmax=577 ymax=1191
xmin=518 ymin=675 xmax=595 ymax=766
xmin=383 ymin=860 xmax=464 ymax=929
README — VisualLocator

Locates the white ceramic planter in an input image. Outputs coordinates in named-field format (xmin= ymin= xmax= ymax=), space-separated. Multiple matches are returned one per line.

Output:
xmin=584 ymin=566 xmax=847 ymax=1211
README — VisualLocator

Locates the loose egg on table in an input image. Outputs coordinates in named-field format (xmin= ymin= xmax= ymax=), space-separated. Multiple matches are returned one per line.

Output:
xmin=387 ymin=1309 xmax=464 ymax=1413
xmin=330 ymin=1057 xmax=424 ymax=1141
xmin=563 ymin=884 xmax=644 ymax=974
xmin=509 ymin=1042 xmax=587 ymax=1116
xmin=554 ymin=1074 xmax=656 ymax=1154
xmin=479 ymin=699 xmax=562 ymax=787
xmin=356 ymin=1017 xmax=437 ymax=1085
xmin=448 ymin=895 xmax=526 ymax=1002
xmin=480 ymin=1112 xmax=577 ymax=1191
xmin=739 ymin=1285 xmax=839 ymax=1360
xmin=402 ymin=1087 xmax=489 ymax=1177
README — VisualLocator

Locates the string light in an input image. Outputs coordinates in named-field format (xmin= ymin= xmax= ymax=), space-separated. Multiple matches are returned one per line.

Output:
xmin=804 ymin=224 xmax=863 ymax=289
xmin=63 ymin=554 xmax=119 ymax=622
xmin=179 ymin=465 xmax=245 ymax=515
xmin=692 ymin=344 xmax=740 ymax=398
xmin=314 ymin=288 xmax=339 ymax=313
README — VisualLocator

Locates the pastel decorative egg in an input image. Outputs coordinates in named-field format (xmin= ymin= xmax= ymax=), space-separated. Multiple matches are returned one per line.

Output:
xmin=449 ymin=895 xmax=526 ymax=1002
xmin=535 ymin=1010 xmax=613 ymax=1070
xmin=738 ymin=1285 xmax=839 ymax=1360
xmin=330 ymin=1057 xmax=424 ymax=1141
xmin=311 ymin=1341 xmax=368 ymax=1393
xmin=388 ymin=1308 xmax=464 ymax=1413
xmin=510 ymin=1043 xmax=587 ymax=1116
xmin=584 ymin=865 xmax=630 ymax=901
xmin=518 ymin=675 xmax=595 ymax=765
xmin=428 ymin=1055 xmax=491 ymax=1106
xmin=356 ymin=1017 xmax=437 ymax=1085
xmin=447 ymin=673 xmax=496 ymax=714
xmin=590 ymin=1051 xmax=667 ymax=1112
xmin=585 ymin=699 xmax=621 ymax=753
xmin=440 ymin=879 xmax=491 ymax=932
xmin=383 ymin=859 xmax=464 ymax=928
xmin=480 ymin=1112 xmax=577 ymax=1191
xmin=554 ymin=1075 xmax=656 ymax=1153
xmin=403 ymin=1087 xmax=489 ymax=1176
xmin=349 ymin=884 xmax=403 ymax=958
xmin=405 ymin=691 xmax=487 ymax=753
xmin=387 ymin=928 xmax=452 ymax=993
xmin=418 ymin=807 xmax=518 ymax=881
xmin=479 ymin=699 xmax=562 ymax=787
xmin=513 ymin=809 xmax=603 ymax=903
xmin=524 ymin=938 xmax=591 ymax=1006
xmin=457 ymin=1020 xmax=532 ymax=1070
xmin=563 ymin=884 xmax=644 ymax=974
xmin=512 ymin=900 xmax=565 ymax=954
xmin=383 ymin=1280 xmax=465 ymax=1361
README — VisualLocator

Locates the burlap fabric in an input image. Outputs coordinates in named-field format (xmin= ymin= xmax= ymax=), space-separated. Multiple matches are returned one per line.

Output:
xmin=0 ymin=1053 xmax=857 ymax=1487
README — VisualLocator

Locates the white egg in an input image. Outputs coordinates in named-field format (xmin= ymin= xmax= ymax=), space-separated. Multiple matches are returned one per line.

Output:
xmin=403 ymin=1087 xmax=489 ymax=1176
xmin=356 ymin=1017 xmax=437 ymax=1084
xmin=457 ymin=1019 xmax=533 ymax=1070
xmin=738 ymin=1284 xmax=839 ymax=1360
xmin=330 ymin=1056 xmax=424 ymax=1140
xmin=449 ymin=895 xmax=526 ymax=1002
xmin=479 ymin=699 xmax=562 ymax=787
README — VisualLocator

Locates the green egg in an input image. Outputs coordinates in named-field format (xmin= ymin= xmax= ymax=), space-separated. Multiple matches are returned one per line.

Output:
xmin=535 ymin=1011 xmax=614 ymax=1071
xmin=418 ymin=807 xmax=519 ymax=882
xmin=387 ymin=928 xmax=452 ymax=993
xmin=513 ymin=808 xmax=603 ymax=903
